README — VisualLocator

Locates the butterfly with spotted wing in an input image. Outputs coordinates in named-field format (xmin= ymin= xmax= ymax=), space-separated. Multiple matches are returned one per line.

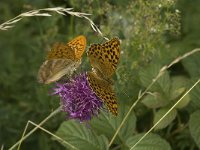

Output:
xmin=87 ymin=37 xmax=120 ymax=115
xmin=38 ymin=35 xmax=86 ymax=84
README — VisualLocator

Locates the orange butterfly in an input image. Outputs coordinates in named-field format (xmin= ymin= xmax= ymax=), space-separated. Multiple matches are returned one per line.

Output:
xmin=38 ymin=35 xmax=86 ymax=84
xmin=87 ymin=38 xmax=120 ymax=115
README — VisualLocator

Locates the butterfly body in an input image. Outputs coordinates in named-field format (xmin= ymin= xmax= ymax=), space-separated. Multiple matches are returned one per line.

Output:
xmin=87 ymin=37 xmax=120 ymax=115
xmin=38 ymin=35 xmax=86 ymax=84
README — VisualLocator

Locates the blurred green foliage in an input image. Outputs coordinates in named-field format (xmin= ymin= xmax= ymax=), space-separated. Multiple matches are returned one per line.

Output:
xmin=1 ymin=0 xmax=200 ymax=150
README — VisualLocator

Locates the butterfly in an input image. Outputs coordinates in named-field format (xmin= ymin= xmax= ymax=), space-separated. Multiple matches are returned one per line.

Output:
xmin=87 ymin=37 xmax=120 ymax=115
xmin=38 ymin=35 xmax=86 ymax=84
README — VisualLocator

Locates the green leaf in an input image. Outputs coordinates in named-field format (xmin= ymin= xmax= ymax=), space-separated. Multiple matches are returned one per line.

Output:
xmin=153 ymin=108 xmax=177 ymax=130
xmin=126 ymin=133 xmax=171 ymax=150
xmin=39 ymin=133 xmax=51 ymax=150
xmin=90 ymin=104 xmax=136 ymax=144
xmin=171 ymin=87 xmax=185 ymax=100
xmin=54 ymin=120 xmax=109 ymax=150
xmin=141 ymin=92 xmax=169 ymax=108
xmin=189 ymin=82 xmax=200 ymax=109
xmin=170 ymin=76 xmax=187 ymax=99
xmin=189 ymin=110 xmax=200 ymax=149
xmin=170 ymin=76 xmax=191 ymax=109
xmin=139 ymin=64 xmax=171 ymax=95
xmin=139 ymin=64 xmax=161 ymax=88
xmin=182 ymin=53 xmax=200 ymax=78
xmin=174 ymin=93 xmax=191 ymax=109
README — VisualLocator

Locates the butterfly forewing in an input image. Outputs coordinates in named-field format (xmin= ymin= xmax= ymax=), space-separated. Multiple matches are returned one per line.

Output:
xmin=87 ymin=71 xmax=118 ymax=116
xmin=67 ymin=35 xmax=86 ymax=59
xmin=47 ymin=43 xmax=75 ymax=60
xmin=87 ymin=37 xmax=120 ymax=78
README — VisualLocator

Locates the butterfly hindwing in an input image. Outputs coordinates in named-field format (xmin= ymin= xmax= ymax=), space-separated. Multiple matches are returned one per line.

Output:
xmin=87 ymin=71 xmax=118 ymax=116
xmin=38 ymin=59 xmax=81 ymax=84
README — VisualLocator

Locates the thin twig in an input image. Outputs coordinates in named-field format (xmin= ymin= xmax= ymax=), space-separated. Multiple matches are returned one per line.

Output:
xmin=9 ymin=106 xmax=62 ymax=150
xmin=130 ymin=79 xmax=200 ymax=150
xmin=17 ymin=120 xmax=78 ymax=150
xmin=1 ymin=145 xmax=4 ymax=150
xmin=108 ymin=48 xmax=200 ymax=147
xmin=0 ymin=7 xmax=105 ymax=38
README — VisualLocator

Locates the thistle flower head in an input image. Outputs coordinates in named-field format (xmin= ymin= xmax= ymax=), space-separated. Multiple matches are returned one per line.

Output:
xmin=53 ymin=73 xmax=103 ymax=122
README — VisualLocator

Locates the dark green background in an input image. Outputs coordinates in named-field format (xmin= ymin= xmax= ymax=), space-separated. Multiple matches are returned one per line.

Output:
xmin=0 ymin=0 xmax=200 ymax=149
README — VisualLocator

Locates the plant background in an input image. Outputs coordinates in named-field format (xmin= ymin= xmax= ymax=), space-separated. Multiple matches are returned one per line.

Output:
xmin=1 ymin=0 xmax=200 ymax=150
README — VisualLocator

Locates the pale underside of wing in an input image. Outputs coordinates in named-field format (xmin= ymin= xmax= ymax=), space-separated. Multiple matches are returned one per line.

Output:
xmin=38 ymin=59 xmax=81 ymax=84
xmin=87 ymin=71 xmax=118 ymax=116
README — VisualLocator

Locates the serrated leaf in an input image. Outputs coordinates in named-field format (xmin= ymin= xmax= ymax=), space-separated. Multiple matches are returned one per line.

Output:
xmin=139 ymin=64 xmax=161 ymax=88
xmin=169 ymin=76 xmax=191 ymax=109
xmin=174 ymin=93 xmax=190 ymax=109
xmin=139 ymin=64 xmax=171 ymax=96
xmin=171 ymin=87 xmax=185 ymax=100
xmin=141 ymin=92 xmax=169 ymax=108
xmin=153 ymin=108 xmax=177 ymax=130
xmin=126 ymin=133 xmax=171 ymax=150
xmin=90 ymin=104 xmax=136 ymax=144
xmin=54 ymin=120 xmax=108 ymax=150
xmin=156 ymin=71 xmax=171 ymax=95
xmin=189 ymin=110 xmax=200 ymax=149
xmin=170 ymin=76 xmax=189 ymax=100
xmin=182 ymin=53 xmax=200 ymax=78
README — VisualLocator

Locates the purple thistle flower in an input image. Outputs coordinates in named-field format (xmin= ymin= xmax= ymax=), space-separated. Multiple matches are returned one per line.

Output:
xmin=52 ymin=73 xmax=103 ymax=122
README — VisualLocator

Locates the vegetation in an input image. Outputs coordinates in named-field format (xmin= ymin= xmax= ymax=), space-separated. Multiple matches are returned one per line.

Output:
xmin=0 ymin=0 xmax=200 ymax=149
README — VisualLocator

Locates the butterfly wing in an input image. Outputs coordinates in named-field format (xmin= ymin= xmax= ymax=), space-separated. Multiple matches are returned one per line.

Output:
xmin=87 ymin=71 xmax=118 ymax=116
xmin=38 ymin=59 xmax=81 ymax=84
xmin=87 ymin=38 xmax=120 ymax=78
xmin=38 ymin=35 xmax=86 ymax=84
xmin=47 ymin=43 xmax=75 ymax=60
xmin=67 ymin=35 xmax=86 ymax=60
